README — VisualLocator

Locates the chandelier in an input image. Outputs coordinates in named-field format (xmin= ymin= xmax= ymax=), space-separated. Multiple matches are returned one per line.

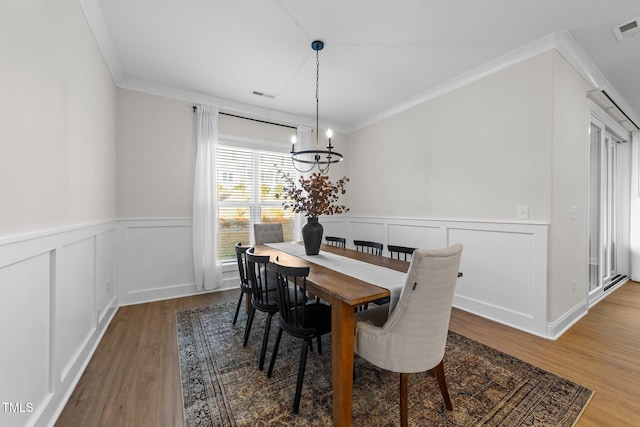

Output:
xmin=290 ymin=40 xmax=343 ymax=173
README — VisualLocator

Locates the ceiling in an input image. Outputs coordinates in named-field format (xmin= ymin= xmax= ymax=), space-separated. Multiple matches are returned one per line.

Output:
xmin=86 ymin=0 xmax=640 ymax=132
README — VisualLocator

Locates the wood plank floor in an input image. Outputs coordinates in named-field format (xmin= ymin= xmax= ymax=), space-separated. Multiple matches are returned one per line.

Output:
xmin=55 ymin=282 xmax=640 ymax=426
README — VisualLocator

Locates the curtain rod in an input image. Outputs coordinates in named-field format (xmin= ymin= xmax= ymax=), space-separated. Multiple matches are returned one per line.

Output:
xmin=601 ymin=91 xmax=640 ymax=131
xmin=192 ymin=106 xmax=297 ymax=130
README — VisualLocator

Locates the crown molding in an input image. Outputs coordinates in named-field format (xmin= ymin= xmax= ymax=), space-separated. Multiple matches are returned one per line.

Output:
xmin=79 ymin=0 xmax=640 ymax=135
xmin=78 ymin=0 xmax=124 ymax=84
xmin=116 ymin=77 xmax=335 ymax=132
xmin=348 ymin=30 xmax=640 ymax=132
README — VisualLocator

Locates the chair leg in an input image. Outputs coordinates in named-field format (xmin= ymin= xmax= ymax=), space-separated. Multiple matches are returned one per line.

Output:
xmin=267 ymin=327 xmax=283 ymax=378
xmin=430 ymin=360 xmax=453 ymax=411
xmin=293 ymin=338 xmax=310 ymax=414
xmin=258 ymin=312 xmax=274 ymax=371
xmin=316 ymin=335 xmax=322 ymax=355
xmin=243 ymin=306 xmax=255 ymax=347
xmin=232 ymin=290 xmax=244 ymax=325
xmin=400 ymin=373 xmax=408 ymax=427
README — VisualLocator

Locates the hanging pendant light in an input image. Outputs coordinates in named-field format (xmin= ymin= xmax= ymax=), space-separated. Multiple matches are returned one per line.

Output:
xmin=291 ymin=40 xmax=343 ymax=173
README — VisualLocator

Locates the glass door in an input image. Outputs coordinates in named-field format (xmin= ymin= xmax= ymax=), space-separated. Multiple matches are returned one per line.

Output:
xmin=588 ymin=117 xmax=624 ymax=297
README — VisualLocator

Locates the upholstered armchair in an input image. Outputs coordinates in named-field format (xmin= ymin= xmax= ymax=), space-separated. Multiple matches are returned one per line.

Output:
xmin=354 ymin=244 xmax=463 ymax=426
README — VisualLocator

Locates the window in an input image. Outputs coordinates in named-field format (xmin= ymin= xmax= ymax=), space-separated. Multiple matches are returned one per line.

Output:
xmin=217 ymin=143 xmax=296 ymax=261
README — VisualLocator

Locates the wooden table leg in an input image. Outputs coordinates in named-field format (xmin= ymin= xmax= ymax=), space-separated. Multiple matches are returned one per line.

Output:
xmin=331 ymin=299 xmax=355 ymax=426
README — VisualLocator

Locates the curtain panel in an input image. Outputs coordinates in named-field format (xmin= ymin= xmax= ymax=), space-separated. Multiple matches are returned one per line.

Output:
xmin=193 ymin=105 xmax=222 ymax=291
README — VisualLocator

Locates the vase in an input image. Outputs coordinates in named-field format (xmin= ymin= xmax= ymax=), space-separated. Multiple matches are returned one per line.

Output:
xmin=302 ymin=217 xmax=323 ymax=255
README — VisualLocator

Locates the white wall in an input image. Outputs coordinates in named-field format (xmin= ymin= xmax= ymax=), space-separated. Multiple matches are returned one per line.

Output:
xmin=547 ymin=50 xmax=591 ymax=322
xmin=117 ymin=90 xmax=196 ymax=219
xmin=346 ymin=50 xmax=594 ymax=328
xmin=346 ymin=52 xmax=554 ymax=221
xmin=0 ymin=1 xmax=117 ymax=426
xmin=0 ymin=0 xmax=116 ymax=240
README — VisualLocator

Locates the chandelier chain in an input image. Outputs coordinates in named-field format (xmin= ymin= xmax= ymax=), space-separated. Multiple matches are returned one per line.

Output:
xmin=316 ymin=48 xmax=320 ymax=147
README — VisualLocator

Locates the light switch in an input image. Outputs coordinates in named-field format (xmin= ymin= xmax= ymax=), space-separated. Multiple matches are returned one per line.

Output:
xmin=570 ymin=205 xmax=577 ymax=219
xmin=517 ymin=205 xmax=529 ymax=220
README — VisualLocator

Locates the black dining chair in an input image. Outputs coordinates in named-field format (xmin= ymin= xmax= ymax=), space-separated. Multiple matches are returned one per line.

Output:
xmin=267 ymin=263 xmax=332 ymax=413
xmin=244 ymin=248 xmax=279 ymax=371
xmin=387 ymin=245 xmax=416 ymax=262
xmin=354 ymin=240 xmax=383 ymax=256
xmin=325 ymin=236 xmax=346 ymax=248
xmin=232 ymin=242 xmax=252 ymax=325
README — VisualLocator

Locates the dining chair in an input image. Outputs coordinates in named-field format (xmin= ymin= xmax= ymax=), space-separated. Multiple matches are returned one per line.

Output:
xmin=254 ymin=223 xmax=285 ymax=245
xmin=243 ymin=248 xmax=279 ymax=370
xmin=267 ymin=262 xmax=332 ymax=413
xmin=387 ymin=245 xmax=416 ymax=262
xmin=354 ymin=240 xmax=383 ymax=256
xmin=232 ymin=242 xmax=252 ymax=326
xmin=325 ymin=236 xmax=346 ymax=248
xmin=354 ymin=244 xmax=463 ymax=427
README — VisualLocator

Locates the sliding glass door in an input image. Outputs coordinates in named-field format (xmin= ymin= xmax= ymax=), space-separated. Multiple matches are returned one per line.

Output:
xmin=588 ymin=116 xmax=628 ymax=299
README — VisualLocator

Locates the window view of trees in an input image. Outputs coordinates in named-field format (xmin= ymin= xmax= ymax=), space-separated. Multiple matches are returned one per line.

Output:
xmin=217 ymin=145 xmax=296 ymax=261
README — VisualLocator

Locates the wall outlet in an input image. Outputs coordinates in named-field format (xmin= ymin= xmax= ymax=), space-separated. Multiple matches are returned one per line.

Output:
xmin=571 ymin=279 xmax=576 ymax=293
xmin=106 ymin=281 xmax=111 ymax=293
xmin=517 ymin=205 xmax=529 ymax=220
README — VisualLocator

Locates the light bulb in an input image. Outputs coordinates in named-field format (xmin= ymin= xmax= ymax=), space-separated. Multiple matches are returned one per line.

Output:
xmin=326 ymin=129 xmax=333 ymax=138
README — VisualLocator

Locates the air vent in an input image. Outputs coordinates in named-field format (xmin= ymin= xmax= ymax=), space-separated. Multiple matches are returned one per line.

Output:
xmin=613 ymin=18 xmax=640 ymax=41
xmin=251 ymin=90 xmax=275 ymax=99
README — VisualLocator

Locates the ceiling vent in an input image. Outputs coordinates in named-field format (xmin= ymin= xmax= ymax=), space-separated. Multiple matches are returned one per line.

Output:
xmin=613 ymin=18 xmax=640 ymax=41
xmin=251 ymin=90 xmax=275 ymax=99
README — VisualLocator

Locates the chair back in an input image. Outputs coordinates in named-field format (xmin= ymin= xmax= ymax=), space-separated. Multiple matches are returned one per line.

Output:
xmin=387 ymin=245 xmax=416 ymax=261
xmin=325 ymin=236 xmax=346 ymax=248
xmin=354 ymin=240 xmax=383 ymax=256
xmin=246 ymin=248 xmax=278 ymax=311
xmin=235 ymin=242 xmax=252 ymax=294
xmin=357 ymin=244 xmax=463 ymax=373
xmin=273 ymin=263 xmax=315 ymax=337
xmin=254 ymin=223 xmax=285 ymax=244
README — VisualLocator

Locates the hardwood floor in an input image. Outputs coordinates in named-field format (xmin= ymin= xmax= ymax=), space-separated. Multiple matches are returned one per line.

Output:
xmin=55 ymin=282 xmax=640 ymax=426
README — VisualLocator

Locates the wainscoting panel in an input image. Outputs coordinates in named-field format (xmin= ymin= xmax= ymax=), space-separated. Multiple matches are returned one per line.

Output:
xmin=96 ymin=230 xmax=116 ymax=323
xmin=318 ymin=217 xmax=347 ymax=244
xmin=330 ymin=216 xmax=549 ymax=336
xmin=350 ymin=220 xmax=387 ymax=248
xmin=119 ymin=219 xmax=202 ymax=306
xmin=387 ymin=223 xmax=443 ymax=250
xmin=56 ymin=236 xmax=97 ymax=383
xmin=0 ymin=252 xmax=52 ymax=427
xmin=0 ymin=222 xmax=118 ymax=427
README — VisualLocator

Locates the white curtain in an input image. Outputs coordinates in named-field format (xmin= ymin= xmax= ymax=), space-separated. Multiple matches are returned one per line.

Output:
xmin=193 ymin=105 xmax=222 ymax=291
xmin=293 ymin=125 xmax=313 ymax=241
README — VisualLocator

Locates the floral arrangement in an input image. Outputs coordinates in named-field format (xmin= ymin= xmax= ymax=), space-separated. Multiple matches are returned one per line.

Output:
xmin=275 ymin=171 xmax=349 ymax=218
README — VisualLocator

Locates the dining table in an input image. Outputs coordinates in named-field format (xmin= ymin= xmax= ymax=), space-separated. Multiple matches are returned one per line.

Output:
xmin=252 ymin=242 xmax=410 ymax=426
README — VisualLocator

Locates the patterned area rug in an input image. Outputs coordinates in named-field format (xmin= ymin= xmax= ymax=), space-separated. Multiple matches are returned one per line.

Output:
xmin=176 ymin=303 xmax=593 ymax=426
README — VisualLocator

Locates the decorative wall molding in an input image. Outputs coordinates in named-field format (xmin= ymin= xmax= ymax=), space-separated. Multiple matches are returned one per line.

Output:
xmin=0 ymin=221 xmax=118 ymax=427
xmin=117 ymin=219 xmax=237 ymax=306
xmin=1 ymin=215 xmax=594 ymax=426
xmin=323 ymin=215 xmax=551 ymax=337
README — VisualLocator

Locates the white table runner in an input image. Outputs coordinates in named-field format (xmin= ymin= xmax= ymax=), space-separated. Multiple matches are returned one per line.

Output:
xmin=266 ymin=242 xmax=406 ymax=309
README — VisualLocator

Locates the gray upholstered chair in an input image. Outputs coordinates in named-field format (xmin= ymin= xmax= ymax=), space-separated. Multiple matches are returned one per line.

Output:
xmin=354 ymin=244 xmax=463 ymax=427
xmin=253 ymin=223 xmax=284 ymax=245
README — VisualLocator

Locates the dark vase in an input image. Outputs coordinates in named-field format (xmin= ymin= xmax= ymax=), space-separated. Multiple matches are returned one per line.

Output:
xmin=302 ymin=217 xmax=323 ymax=255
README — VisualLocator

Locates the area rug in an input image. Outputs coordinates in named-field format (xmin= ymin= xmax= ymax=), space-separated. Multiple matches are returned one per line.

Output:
xmin=176 ymin=303 xmax=593 ymax=426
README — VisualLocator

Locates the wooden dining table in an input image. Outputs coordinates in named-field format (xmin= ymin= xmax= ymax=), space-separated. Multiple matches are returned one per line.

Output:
xmin=252 ymin=242 xmax=410 ymax=426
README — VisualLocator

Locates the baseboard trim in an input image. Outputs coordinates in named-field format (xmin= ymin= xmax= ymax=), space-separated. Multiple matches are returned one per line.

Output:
xmin=546 ymin=301 xmax=589 ymax=340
